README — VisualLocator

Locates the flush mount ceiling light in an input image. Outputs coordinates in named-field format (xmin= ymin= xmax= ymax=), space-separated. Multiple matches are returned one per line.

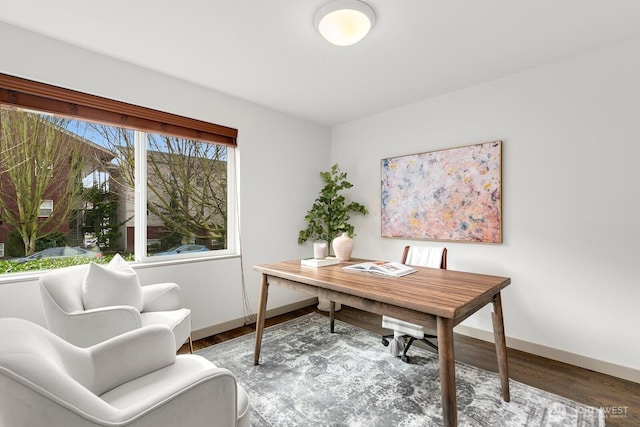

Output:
xmin=314 ymin=0 xmax=376 ymax=46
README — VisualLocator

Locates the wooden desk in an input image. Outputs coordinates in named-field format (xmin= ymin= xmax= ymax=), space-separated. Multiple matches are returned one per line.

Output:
xmin=253 ymin=259 xmax=511 ymax=427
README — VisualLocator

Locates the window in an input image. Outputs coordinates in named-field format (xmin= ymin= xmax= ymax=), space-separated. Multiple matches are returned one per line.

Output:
xmin=35 ymin=160 xmax=53 ymax=177
xmin=38 ymin=200 xmax=53 ymax=218
xmin=144 ymin=132 xmax=231 ymax=257
xmin=0 ymin=73 xmax=237 ymax=271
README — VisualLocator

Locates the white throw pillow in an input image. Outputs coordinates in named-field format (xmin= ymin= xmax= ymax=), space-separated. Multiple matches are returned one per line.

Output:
xmin=107 ymin=253 xmax=137 ymax=275
xmin=82 ymin=255 xmax=143 ymax=311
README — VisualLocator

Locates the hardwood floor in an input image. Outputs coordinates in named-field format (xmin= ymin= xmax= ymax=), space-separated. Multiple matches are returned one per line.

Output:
xmin=181 ymin=305 xmax=639 ymax=426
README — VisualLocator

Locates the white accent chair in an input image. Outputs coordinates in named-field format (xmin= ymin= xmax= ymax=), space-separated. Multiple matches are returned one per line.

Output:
xmin=39 ymin=254 xmax=193 ymax=352
xmin=0 ymin=318 xmax=249 ymax=427
xmin=381 ymin=246 xmax=447 ymax=362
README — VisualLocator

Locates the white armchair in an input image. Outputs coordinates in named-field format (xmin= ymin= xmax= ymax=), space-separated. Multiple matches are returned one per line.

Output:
xmin=0 ymin=318 xmax=250 ymax=427
xmin=39 ymin=254 xmax=192 ymax=351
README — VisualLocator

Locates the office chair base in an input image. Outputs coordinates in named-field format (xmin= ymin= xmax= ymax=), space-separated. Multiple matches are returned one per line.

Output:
xmin=382 ymin=333 xmax=438 ymax=363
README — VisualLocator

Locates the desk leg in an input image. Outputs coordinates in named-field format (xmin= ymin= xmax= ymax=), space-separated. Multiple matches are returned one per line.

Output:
xmin=253 ymin=274 xmax=269 ymax=365
xmin=437 ymin=316 xmax=457 ymax=427
xmin=329 ymin=301 xmax=336 ymax=333
xmin=492 ymin=292 xmax=510 ymax=401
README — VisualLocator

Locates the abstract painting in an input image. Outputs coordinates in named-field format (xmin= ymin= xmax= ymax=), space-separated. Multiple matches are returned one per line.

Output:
xmin=381 ymin=141 xmax=502 ymax=243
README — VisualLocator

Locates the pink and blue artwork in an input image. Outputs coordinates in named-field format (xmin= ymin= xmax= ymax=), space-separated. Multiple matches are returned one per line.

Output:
xmin=381 ymin=141 xmax=502 ymax=243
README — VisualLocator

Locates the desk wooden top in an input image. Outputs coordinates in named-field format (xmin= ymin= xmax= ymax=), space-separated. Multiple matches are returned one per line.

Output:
xmin=254 ymin=259 xmax=510 ymax=322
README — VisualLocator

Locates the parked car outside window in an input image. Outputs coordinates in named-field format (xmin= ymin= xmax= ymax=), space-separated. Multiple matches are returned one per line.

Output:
xmin=11 ymin=247 xmax=102 ymax=263
xmin=152 ymin=244 xmax=209 ymax=256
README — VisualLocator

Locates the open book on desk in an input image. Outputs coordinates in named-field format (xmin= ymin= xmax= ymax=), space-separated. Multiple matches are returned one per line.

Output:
xmin=343 ymin=261 xmax=417 ymax=277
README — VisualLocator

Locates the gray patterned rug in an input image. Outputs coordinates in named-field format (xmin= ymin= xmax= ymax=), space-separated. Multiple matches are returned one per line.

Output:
xmin=196 ymin=313 xmax=604 ymax=427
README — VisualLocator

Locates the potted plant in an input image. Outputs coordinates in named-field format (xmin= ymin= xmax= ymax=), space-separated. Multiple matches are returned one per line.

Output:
xmin=298 ymin=163 xmax=368 ymax=259
xmin=298 ymin=164 xmax=368 ymax=311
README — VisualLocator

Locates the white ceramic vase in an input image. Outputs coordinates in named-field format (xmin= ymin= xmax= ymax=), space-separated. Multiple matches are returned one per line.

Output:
xmin=332 ymin=232 xmax=353 ymax=261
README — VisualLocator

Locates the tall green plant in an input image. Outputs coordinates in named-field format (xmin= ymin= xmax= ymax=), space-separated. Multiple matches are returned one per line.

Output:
xmin=298 ymin=164 xmax=368 ymax=253
xmin=82 ymin=184 xmax=124 ymax=253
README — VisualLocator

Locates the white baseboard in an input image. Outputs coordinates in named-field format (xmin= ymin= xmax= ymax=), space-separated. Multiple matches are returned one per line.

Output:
xmin=455 ymin=324 xmax=640 ymax=384
xmin=191 ymin=298 xmax=317 ymax=341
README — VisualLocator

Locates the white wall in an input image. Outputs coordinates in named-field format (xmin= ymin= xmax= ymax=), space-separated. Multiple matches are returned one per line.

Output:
xmin=0 ymin=22 xmax=329 ymax=332
xmin=332 ymin=37 xmax=640 ymax=381
xmin=2 ymin=22 xmax=638 ymax=382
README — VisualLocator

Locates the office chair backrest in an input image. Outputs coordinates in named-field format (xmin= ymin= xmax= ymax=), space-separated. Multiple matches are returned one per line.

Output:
xmin=400 ymin=246 xmax=447 ymax=269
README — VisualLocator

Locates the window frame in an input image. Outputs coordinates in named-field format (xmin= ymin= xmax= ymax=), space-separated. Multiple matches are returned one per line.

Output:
xmin=38 ymin=199 xmax=54 ymax=218
xmin=137 ymin=144 xmax=237 ymax=262
xmin=0 ymin=73 xmax=238 ymax=264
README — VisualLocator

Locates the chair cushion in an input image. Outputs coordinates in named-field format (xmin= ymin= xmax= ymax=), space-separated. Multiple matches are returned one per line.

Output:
xmin=82 ymin=257 xmax=143 ymax=311
xmin=141 ymin=309 xmax=191 ymax=351
xmin=99 ymin=355 xmax=245 ymax=425
xmin=382 ymin=315 xmax=425 ymax=339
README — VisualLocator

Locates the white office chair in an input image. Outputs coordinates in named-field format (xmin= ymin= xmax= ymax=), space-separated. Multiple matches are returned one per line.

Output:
xmin=0 ymin=318 xmax=249 ymax=427
xmin=381 ymin=246 xmax=447 ymax=362
xmin=39 ymin=254 xmax=193 ymax=352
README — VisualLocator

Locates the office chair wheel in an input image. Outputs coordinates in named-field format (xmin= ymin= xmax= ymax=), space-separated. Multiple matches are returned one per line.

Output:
xmin=382 ymin=337 xmax=389 ymax=347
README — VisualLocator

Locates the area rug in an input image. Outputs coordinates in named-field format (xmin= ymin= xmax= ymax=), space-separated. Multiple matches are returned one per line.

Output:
xmin=196 ymin=313 xmax=604 ymax=427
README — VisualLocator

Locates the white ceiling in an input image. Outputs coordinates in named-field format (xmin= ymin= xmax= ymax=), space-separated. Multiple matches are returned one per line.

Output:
xmin=2 ymin=0 xmax=640 ymax=126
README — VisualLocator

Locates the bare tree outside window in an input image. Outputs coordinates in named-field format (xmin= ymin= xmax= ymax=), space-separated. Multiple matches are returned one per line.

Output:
xmin=0 ymin=108 xmax=88 ymax=256
xmin=146 ymin=133 xmax=228 ymax=250
xmin=89 ymin=125 xmax=228 ymax=253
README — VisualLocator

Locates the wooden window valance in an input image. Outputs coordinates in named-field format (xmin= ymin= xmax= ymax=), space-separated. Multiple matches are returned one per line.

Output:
xmin=0 ymin=73 xmax=237 ymax=146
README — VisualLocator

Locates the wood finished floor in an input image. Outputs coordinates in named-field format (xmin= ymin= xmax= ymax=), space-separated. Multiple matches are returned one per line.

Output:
xmin=180 ymin=305 xmax=639 ymax=426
